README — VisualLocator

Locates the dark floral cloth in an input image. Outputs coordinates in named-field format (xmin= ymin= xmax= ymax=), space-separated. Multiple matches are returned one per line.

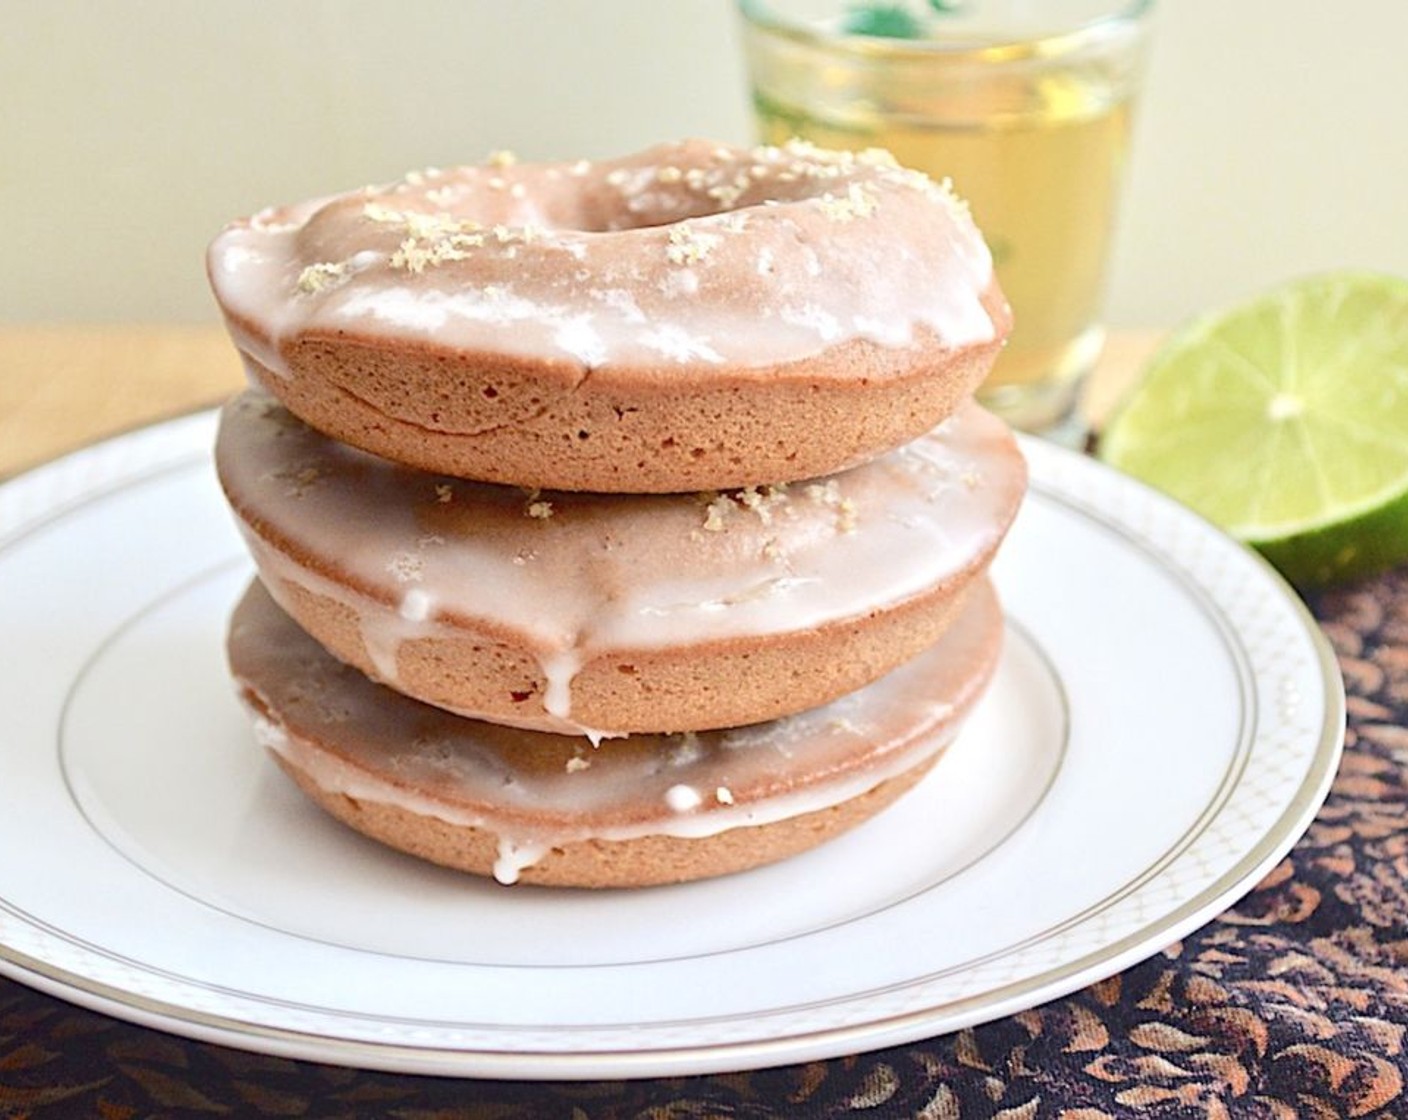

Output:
xmin=3 ymin=569 xmax=1406 ymax=1119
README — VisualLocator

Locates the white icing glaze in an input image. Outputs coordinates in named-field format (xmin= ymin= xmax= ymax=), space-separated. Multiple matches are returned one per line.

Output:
xmin=492 ymin=842 xmax=551 ymax=886
xmin=665 ymin=784 xmax=704 ymax=813
xmin=539 ymin=649 xmax=583 ymax=722
xmin=229 ymin=578 xmax=1002 ymax=883
xmin=207 ymin=140 xmax=998 ymax=375
xmin=215 ymin=392 xmax=1026 ymax=731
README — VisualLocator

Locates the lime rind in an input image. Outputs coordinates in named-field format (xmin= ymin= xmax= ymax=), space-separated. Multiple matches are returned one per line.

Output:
xmin=1258 ymin=485 xmax=1408 ymax=588
xmin=1100 ymin=272 xmax=1408 ymax=587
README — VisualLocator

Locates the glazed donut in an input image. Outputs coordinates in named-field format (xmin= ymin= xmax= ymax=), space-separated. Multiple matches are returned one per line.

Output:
xmin=228 ymin=576 xmax=1004 ymax=888
xmin=215 ymin=390 xmax=1026 ymax=738
xmin=207 ymin=139 xmax=1010 ymax=493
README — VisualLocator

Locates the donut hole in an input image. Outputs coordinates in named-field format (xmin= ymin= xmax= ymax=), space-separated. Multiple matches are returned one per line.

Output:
xmin=531 ymin=163 xmax=773 ymax=234
xmin=557 ymin=195 xmax=736 ymax=235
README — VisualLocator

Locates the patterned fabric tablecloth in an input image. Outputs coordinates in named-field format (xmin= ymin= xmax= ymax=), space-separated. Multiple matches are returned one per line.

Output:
xmin=1 ymin=567 xmax=1403 ymax=1118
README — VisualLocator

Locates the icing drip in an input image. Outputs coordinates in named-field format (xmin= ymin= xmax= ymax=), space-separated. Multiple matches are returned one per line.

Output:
xmin=539 ymin=649 xmax=584 ymax=721
xmin=492 ymin=840 xmax=551 ymax=886
xmin=665 ymin=784 xmax=704 ymax=813
xmin=358 ymin=613 xmax=404 ymax=684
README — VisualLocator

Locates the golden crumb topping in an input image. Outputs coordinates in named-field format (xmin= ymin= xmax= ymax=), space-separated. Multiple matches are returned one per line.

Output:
xmin=817 ymin=182 xmax=880 ymax=223
xmin=666 ymin=225 xmax=722 ymax=266
xmin=492 ymin=224 xmax=542 ymax=246
xmin=702 ymin=494 xmax=732 ymax=532
xmin=523 ymin=489 xmax=554 ymax=520
xmin=737 ymin=484 xmax=788 ymax=524
xmin=274 ymin=463 xmax=323 ymax=497
xmin=805 ymin=480 xmax=859 ymax=532
xmin=700 ymin=484 xmax=793 ymax=532
xmin=296 ymin=261 xmax=348 ymax=294
xmin=386 ymin=552 xmax=424 ymax=583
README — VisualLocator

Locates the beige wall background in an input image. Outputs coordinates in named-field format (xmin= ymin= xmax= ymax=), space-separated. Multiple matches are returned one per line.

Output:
xmin=3 ymin=0 xmax=1406 ymax=328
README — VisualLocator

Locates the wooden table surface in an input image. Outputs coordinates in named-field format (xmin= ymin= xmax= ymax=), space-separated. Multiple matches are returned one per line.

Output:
xmin=0 ymin=325 xmax=1162 ymax=478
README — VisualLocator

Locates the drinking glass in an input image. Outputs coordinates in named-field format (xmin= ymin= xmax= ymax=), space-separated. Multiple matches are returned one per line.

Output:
xmin=738 ymin=0 xmax=1154 ymax=438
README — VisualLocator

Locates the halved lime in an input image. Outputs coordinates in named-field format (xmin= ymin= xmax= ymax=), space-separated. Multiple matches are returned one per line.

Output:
xmin=1099 ymin=272 xmax=1408 ymax=589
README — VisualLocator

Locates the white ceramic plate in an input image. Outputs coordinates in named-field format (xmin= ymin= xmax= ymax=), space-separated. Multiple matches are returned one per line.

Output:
xmin=0 ymin=412 xmax=1343 ymax=1079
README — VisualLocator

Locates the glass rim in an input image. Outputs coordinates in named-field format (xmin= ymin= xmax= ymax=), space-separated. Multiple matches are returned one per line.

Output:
xmin=737 ymin=0 xmax=1155 ymax=62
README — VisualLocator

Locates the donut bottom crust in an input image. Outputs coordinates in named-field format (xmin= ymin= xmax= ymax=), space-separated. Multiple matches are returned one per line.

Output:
xmin=237 ymin=326 xmax=1004 ymax=493
xmin=263 ymin=562 xmax=982 ymax=735
xmin=271 ymin=748 xmax=944 ymax=889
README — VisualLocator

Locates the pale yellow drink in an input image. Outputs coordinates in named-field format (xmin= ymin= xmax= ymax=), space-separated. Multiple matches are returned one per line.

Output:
xmin=740 ymin=4 xmax=1151 ymax=435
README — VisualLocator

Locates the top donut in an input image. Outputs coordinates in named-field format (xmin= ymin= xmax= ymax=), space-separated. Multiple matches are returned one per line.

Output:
xmin=208 ymin=139 xmax=1011 ymax=493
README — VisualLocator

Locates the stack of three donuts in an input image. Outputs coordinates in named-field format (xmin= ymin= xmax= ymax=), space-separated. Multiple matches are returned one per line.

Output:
xmin=209 ymin=139 xmax=1027 ymax=887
